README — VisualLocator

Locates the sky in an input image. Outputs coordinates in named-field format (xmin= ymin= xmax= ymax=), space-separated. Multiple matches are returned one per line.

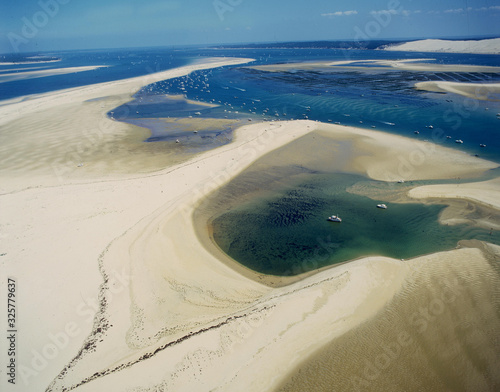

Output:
xmin=1 ymin=0 xmax=500 ymax=53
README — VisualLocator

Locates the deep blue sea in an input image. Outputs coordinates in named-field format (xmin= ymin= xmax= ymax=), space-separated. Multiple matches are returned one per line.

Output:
xmin=2 ymin=45 xmax=499 ymax=275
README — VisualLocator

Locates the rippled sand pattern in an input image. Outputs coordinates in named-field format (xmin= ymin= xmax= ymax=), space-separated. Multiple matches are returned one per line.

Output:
xmin=277 ymin=242 xmax=500 ymax=392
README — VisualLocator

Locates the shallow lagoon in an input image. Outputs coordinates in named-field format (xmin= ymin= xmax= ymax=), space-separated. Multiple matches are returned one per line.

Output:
xmin=211 ymin=171 xmax=500 ymax=275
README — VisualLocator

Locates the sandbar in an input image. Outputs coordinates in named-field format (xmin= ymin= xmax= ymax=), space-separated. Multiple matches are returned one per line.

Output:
xmin=250 ymin=59 xmax=500 ymax=73
xmin=0 ymin=66 xmax=108 ymax=83
xmin=415 ymin=81 xmax=500 ymax=101
xmin=1 ymin=56 xmax=499 ymax=392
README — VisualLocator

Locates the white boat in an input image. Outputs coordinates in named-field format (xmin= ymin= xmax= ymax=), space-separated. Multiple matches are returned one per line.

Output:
xmin=397 ymin=180 xmax=405 ymax=183
xmin=327 ymin=215 xmax=342 ymax=222
xmin=377 ymin=204 xmax=387 ymax=209
xmin=480 ymin=144 xmax=486 ymax=147
xmin=455 ymin=139 xmax=464 ymax=144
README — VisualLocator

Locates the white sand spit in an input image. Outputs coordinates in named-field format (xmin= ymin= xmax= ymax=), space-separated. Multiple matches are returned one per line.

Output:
xmin=409 ymin=177 xmax=500 ymax=210
xmin=0 ymin=66 xmax=108 ymax=83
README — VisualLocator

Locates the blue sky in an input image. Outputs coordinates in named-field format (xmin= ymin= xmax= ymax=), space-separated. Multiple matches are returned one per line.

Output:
xmin=1 ymin=0 xmax=500 ymax=53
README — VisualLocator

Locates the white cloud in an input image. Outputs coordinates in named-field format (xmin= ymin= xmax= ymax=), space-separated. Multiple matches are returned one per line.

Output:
xmin=478 ymin=5 xmax=500 ymax=11
xmin=321 ymin=10 xmax=358 ymax=17
xmin=370 ymin=9 xmax=398 ymax=16
xmin=369 ymin=9 xmax=414 ymax=16
xmin=444 ymin=8 xmax=464 ymax=14
xmin=424 ymin=5 xmax=500 ymax=15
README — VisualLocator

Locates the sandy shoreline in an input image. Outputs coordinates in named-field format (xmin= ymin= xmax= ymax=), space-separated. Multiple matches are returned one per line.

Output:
xmin=1 ymin=57 xmax=499 ymax=392
xmin=0 ymin=57 xmax=254 ymax=192
xmin=415 ymin=81 xmax=500 ymax=101
xmin=250 ymin=59 xmax=500 ymax=73
xmin=0 ymin=66 xmax=109 ymax=83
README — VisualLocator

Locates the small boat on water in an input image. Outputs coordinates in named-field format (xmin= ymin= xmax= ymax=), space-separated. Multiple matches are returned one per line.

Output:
xmin=397 ymin=180 xmax=405 ymax=183
xmin=377 ymin=204 xmax=388 ymax=209
xmin=327 ymin=215 xmax=342 ymax=222
xmin=446 ymin=136 xmax=452 ymax=139
xmin=414 ymin=131 xmax=419 ymax=134
xmin=455 ymin=139 xmax=464 ymax=144
xmin=480 ymin=144 xmax=486 ymax=147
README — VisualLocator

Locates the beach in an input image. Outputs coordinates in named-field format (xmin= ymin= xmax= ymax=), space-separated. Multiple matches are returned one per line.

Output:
xmin=1 ymin=57 xmax=499 ymax=392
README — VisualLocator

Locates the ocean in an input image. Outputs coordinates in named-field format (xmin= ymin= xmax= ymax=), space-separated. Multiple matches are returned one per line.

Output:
xmin=2 ymin=45 xmax=499 ymax=275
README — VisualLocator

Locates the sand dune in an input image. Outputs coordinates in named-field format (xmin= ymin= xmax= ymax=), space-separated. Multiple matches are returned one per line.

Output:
xmin=383 ymin=38 xmax=500 ymax=54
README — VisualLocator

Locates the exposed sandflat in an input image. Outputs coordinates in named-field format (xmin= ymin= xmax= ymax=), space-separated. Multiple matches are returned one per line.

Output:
xmin=0 ymin=66 xmax=108 ymax=83
xmin=250 ymin=59 xmax=500 ymax=73
xmin=415 ymin=81 xmax=500 ymax=101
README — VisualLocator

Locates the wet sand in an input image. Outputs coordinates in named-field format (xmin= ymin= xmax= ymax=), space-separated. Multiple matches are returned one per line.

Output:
xmin=415 ymin=81 xmax=500 ymax=101
xmin=276 ymin=242 xmax=500 ymax=392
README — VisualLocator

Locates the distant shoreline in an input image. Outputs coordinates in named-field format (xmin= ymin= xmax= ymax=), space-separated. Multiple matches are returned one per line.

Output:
xmin=382 ymin=37 xmax=500 ymax=54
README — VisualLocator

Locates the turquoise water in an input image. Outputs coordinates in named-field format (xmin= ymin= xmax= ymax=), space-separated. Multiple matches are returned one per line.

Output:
xmin=211 ymin=173 xmax=500 ymax=276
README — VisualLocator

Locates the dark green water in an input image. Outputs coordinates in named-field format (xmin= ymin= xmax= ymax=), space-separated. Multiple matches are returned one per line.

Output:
xmin=211 ymin=173 xmax=500 ymax=276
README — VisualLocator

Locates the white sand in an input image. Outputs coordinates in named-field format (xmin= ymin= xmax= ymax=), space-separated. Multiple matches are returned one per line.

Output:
xmin=0 ymin=57 xmax=257 ymax=391
xmin=383 ymin=38 xmax=500 ymax=54
xmin=415 ymin=81 xmax=500 ymax=101
xmin=1 ymin=56 xmax=499 ymax=392
xmin=251 ymin=59 xmax=500 ymax=74
xmin=409 ymin=177 xmax=500 ymax=210
xmin=0 ymin=66 xmax=108 ymax=83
